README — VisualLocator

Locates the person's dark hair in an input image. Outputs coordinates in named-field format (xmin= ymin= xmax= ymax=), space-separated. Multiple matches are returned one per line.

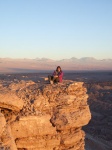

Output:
xmin=56 ymin=66 xmax=62 ymax=72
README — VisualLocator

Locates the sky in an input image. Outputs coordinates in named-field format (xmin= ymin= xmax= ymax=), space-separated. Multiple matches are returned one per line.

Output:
xmin=0 ymin=0 xmax=112 ymax=60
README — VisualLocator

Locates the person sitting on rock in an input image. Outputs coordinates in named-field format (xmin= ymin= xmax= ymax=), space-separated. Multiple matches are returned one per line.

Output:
xmin=48 ymin=66 xmax=63 ymax=84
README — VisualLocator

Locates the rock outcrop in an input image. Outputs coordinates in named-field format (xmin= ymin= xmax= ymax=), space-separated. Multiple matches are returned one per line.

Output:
xmin=0 ymin=80 xmax=91 ymax=150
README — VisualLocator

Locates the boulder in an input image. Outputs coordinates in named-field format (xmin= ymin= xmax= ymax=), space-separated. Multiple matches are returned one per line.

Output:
xmin=11 ymin=115 xmax=56 ymax=139
xmin=0 ymin=93 xmax=24 ymax=111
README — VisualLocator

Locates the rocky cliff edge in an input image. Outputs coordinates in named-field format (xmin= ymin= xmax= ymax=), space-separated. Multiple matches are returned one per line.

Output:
xmin=0 ymin=80 xmax=91 ymax=150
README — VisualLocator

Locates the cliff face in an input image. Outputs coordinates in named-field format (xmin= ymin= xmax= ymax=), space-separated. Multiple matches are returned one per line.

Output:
xmin=0 ymin=80 xmax=91 ymax=150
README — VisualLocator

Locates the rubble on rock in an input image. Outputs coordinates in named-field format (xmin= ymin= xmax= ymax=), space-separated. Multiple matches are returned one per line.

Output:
xmin=0 ymin=80 xmax=91 ymax=150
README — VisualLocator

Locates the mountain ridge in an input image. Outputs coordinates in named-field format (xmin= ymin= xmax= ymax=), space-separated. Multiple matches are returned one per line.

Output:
xmin=0 ymin=57 xmax=112 ymax=73
xmin=0 ymin=57 xmax=112 ymax=61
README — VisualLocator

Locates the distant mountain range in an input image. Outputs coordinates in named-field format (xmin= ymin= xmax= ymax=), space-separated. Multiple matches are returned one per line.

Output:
xmin=0 ymin=57 xmax=112 ymax=73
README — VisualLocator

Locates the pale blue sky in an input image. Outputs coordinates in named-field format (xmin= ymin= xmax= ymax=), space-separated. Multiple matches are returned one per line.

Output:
xmin=0 ymin=0 xmax=112 ymax=60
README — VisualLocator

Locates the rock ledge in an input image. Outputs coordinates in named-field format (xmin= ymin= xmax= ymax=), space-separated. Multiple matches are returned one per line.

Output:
xmin=0 ymin=80 xmax=91 ymax=150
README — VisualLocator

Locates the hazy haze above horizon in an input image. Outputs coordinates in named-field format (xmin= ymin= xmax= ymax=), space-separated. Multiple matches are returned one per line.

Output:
xmin=0 ymin=0 xmax=112 ymax=59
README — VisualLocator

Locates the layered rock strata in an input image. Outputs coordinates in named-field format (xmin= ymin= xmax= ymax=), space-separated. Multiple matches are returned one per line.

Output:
xmin=0 ymin=80 xmax=91 ymax=150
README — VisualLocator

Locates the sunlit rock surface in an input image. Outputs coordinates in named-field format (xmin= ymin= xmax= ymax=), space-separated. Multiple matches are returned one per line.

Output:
xmin=0 ymin=80 xmax=91 ymax=150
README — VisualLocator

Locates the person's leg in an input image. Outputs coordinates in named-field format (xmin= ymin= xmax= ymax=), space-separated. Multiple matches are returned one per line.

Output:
xmin=48 ymin=75 xmax=51 ymax=81
xmin=48 ymin=75 xmax=54 ymax=84
xmin=54 ymin=77 xmax=59 ymax=83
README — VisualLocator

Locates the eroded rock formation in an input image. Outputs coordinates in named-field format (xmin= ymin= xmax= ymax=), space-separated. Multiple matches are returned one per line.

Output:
xmin=0 ymin=80 xmax=91 ymax=150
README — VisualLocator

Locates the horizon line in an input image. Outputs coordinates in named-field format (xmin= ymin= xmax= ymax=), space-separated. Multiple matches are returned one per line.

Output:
xmin=0 ymin=57 xmax=112 ymax=61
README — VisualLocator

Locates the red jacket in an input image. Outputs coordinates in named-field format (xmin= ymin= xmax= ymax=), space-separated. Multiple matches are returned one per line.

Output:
xmin=53 ymin=71 xmax=63 ymax=82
